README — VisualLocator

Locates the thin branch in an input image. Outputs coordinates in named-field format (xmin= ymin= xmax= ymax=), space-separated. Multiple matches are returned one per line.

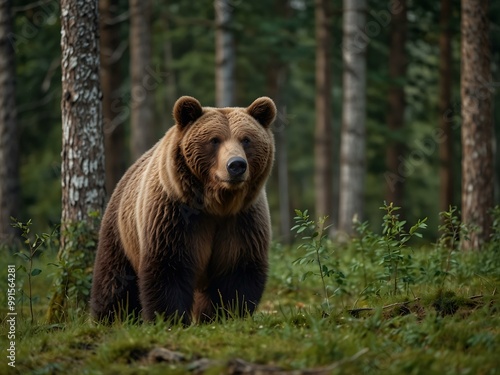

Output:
xmin=348 ymin=298 xmax=421 ymax=315
xmin=104 ymin=10 xmax=130 ymax=26
xmin=469 ymin=295 xmax=483 ymax=300
xmin=12 ymin=0 xmax=54 ymax=13
xmin=42 ymin=56 xmax=61 ymax=93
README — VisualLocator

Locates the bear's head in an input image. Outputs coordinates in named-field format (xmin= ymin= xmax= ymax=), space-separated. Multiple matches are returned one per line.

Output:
xmin=169 ymin=96 xmax=276 ymax=216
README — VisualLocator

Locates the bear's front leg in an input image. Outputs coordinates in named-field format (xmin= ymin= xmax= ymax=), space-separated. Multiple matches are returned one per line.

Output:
xmin=138 ymin=252 xmax=195 ymax=324
xmin=203 ymin=259 xmax=268 ymax=321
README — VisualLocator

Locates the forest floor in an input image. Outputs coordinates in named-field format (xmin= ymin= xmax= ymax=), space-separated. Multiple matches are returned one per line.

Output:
xmin=1 ymin=224 xmax=500 ymax=375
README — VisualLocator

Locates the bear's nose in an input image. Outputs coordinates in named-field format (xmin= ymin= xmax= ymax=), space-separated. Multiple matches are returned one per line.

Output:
xmin=227 ymin=157 xmax=247 ymax=178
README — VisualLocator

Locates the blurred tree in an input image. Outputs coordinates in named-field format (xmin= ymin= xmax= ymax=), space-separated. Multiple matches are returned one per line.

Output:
xmin=215 ymin=0 xmax=235 ymax=107
xmin=460 ymin=0 xmax=494 ymax=250
xmin=314 ymin=0 xmax=334 ymax=225
xmin=130 ymin=0 xmax=155 ymax=160
xmin=267 ymin=0 xmax=292 ymax=244
xmin=439 ymin=0 xmax=453 ymax=214
xmin=339 ymin=0 xmax=367 ymax=236
xmin=48 ymin=0 xmax=105 ymax=321
xmin=100 ymin=0 xmax=126 ymax=196
xmin=0 ymin=0 xmax=19 ymax=245
xmin=385 ymin=0 xmax=407 ymax=214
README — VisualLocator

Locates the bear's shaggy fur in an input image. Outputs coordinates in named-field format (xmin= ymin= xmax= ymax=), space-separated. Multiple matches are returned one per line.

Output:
xmin=90 ymin=96 xmax=276 ymax=323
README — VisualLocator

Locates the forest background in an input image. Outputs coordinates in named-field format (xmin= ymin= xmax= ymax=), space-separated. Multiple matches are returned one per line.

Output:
xmin=2 ymin=0 xmax=500 ymax=244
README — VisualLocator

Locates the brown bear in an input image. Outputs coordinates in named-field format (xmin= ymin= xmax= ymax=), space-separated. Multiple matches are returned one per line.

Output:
xmin=90 ymin=96 xmax=276 ymax=324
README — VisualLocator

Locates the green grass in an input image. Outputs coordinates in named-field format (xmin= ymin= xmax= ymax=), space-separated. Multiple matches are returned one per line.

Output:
xmin=1 ymin=239 xmax=499 ymax=375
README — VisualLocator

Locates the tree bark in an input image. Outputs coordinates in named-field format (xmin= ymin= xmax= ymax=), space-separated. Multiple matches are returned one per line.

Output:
xmin=0 ymin=0 xmax=19 ymax=245
xmin=268 ymin=61 xmax=290 ymax=244
xmin=460 ymin=0 xmax=494 ymax=250
xmin=266 ymin=0 xmax=291 ymax=244
xmin=215 ymin=0 xmax=235 ymax=107
xmin=314 ymin=0 xmax=333 ymax=223
xmin=130 ymin=0 xmax=155 ymax=160
xmin=439 ymin=0 xmax=453 ymax=214
xmin=48 ymin=0 xmax=106 ymax=322
xmin=385 ymin=0 xmax=407 ymax=212
xmin=339 ymin=0 xmax=367 ymax=236
xmin=100 ymin=0 xmax=126 ymax=196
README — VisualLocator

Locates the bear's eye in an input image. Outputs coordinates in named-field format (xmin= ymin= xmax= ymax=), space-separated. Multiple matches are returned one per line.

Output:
xmin=210 ymin=137 xmax=221 ymax=146
xmin=242 ymin=137 xmax=251 ymax=146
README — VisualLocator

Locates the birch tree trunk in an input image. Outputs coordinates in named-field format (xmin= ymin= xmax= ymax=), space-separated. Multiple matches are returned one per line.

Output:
xmin=48 ymin=0 xmax=105 ymax=322
xmin=0 ymin=0 xmax=19 ymax=245
xmin=130 ymin=0 xmax=154 ymax=160
xmin=339 ymin=0 xmax=367 ymax=236
xmin=439 ymin=0 xmax=453 ymax=214
xmin=460 ymin=0 xmax=494 ymax=250
xmin=215 ymin=0 xmax=235 ymax=107
xmin=100 ymin=0 xmax=126 ymax=196
xmin=385 ymin=0 xmax=407 ymax=212
xmin=314 ymin=0 xmax=333 ymax=224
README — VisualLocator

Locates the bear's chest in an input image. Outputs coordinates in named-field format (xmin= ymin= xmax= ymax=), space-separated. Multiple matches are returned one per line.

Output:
xmin=191 ymin=217 xmax=245 ymax=290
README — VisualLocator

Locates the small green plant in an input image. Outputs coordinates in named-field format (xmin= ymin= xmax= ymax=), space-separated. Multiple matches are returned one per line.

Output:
xmin=378 ymin=202 xmax=427 ymax=295
xmin=489 ymin=206 xmax=500 ymax=245
xmin=352 ymin=220 xmax=378 ymax=289
xmin=11 ymin=218 xmax=55 ymax=323
xmin=291 ymin=209 xmax=345 ymax=310
xmin=47 ymin=211 xmax=100 ymax=322
xmin=435 ymin=206 xmax=468 ymax=287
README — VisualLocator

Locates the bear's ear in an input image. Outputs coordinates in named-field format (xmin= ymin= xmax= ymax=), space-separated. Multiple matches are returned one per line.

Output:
xmin=247 ymin=97 xmax=277 ymax=129
xmin=173 ymin=96 xmax=203 ymax=129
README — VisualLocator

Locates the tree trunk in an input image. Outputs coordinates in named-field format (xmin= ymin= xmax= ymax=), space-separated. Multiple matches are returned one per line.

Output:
xmin=339 ymin=0 xmax=367 ymax=237
xmin=215 ymin=0 xmax=235 ymax=107
xmin=439 ymin=0 xmax=453 ymax=214
xmin=385 ymin=0 xmax=407 ymax=212
xmin=48 ymin=0 xmax=106 ymax=322
xmin=268 ymin=61 xmax=291 ymax=244
xmin=460 ymin=0 xmax=494 ymax=250
xmin=266 ymin=0 xmax=291 ymax=244
xmin=163 ymin=14 xmax=177 ymax=126
xmin=0 ymin=0 xmax=19 ymax=245
xmin=130 ymin=0 xmax=154 ymax=160
xmin=100 ymin=0 xmax=126 ymax=196
xmin=314 ymin=0 xmax=333 ymax=224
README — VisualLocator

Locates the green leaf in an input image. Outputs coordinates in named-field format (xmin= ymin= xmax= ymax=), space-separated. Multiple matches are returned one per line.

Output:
xmin=15 ymin=252 xmax=30 ymax=261
xmin=31 ymin=268 xmax=42 ymax=276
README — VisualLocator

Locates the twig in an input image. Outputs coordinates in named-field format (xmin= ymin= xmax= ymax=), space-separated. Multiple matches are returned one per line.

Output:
xmin=149 ymin=347 xmax=370 ymax=375
xmin=469 ymin=295 xmax=483 ymax=300
xmin=382 ymin=298 xmax=420 ymax=310
xmin=104 ymin=10 xmax=130 ymax=26
xmin=12 ymin=0 xmax=54 ymax=13
xmin=347 ymin=298 xmax=420 ymax=315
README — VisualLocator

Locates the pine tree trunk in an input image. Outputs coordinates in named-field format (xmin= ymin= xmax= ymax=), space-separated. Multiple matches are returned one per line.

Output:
xmin=268 ymin=61 xmax=291 ymax=244
xmin=215 ymin=0 xmax=235 ymax=107
xmin=100 ymin=0 xmax=126 ymax=196
xmin=0 ymin=0 xmax=19 ymax=245
xmin=339 ymin=0 xmax=367 ymax=236
xmin=439 ymin=0 xmax=453 ymax=214
xmin=163 ymin=14 xmax=177 ymax=124
xmin=267 ymin=0 xmax=291 ymax=244
xmin=314 ymin=0 xmax=333 ymax=223
xmin=385 ymin=0 xmax=407 ymax=212
xmin=460 ymin=0 xmax=493 ymax=250
xmin=130 ymin=0 xmax=154 ymax=160
xmin=48 ymin=0 xmax=106 ymax=322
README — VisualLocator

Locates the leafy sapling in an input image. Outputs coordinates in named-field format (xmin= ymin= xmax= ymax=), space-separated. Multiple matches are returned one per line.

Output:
xmin=291 ymin=209 xmax=345 ymax=310
xmin=436 ymin=206 xmax=468 ymax=287
xmin=378 ymin=202 xmax=427 ymax=295
xmin=11 ymin=218 xmax=55 ymax=323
